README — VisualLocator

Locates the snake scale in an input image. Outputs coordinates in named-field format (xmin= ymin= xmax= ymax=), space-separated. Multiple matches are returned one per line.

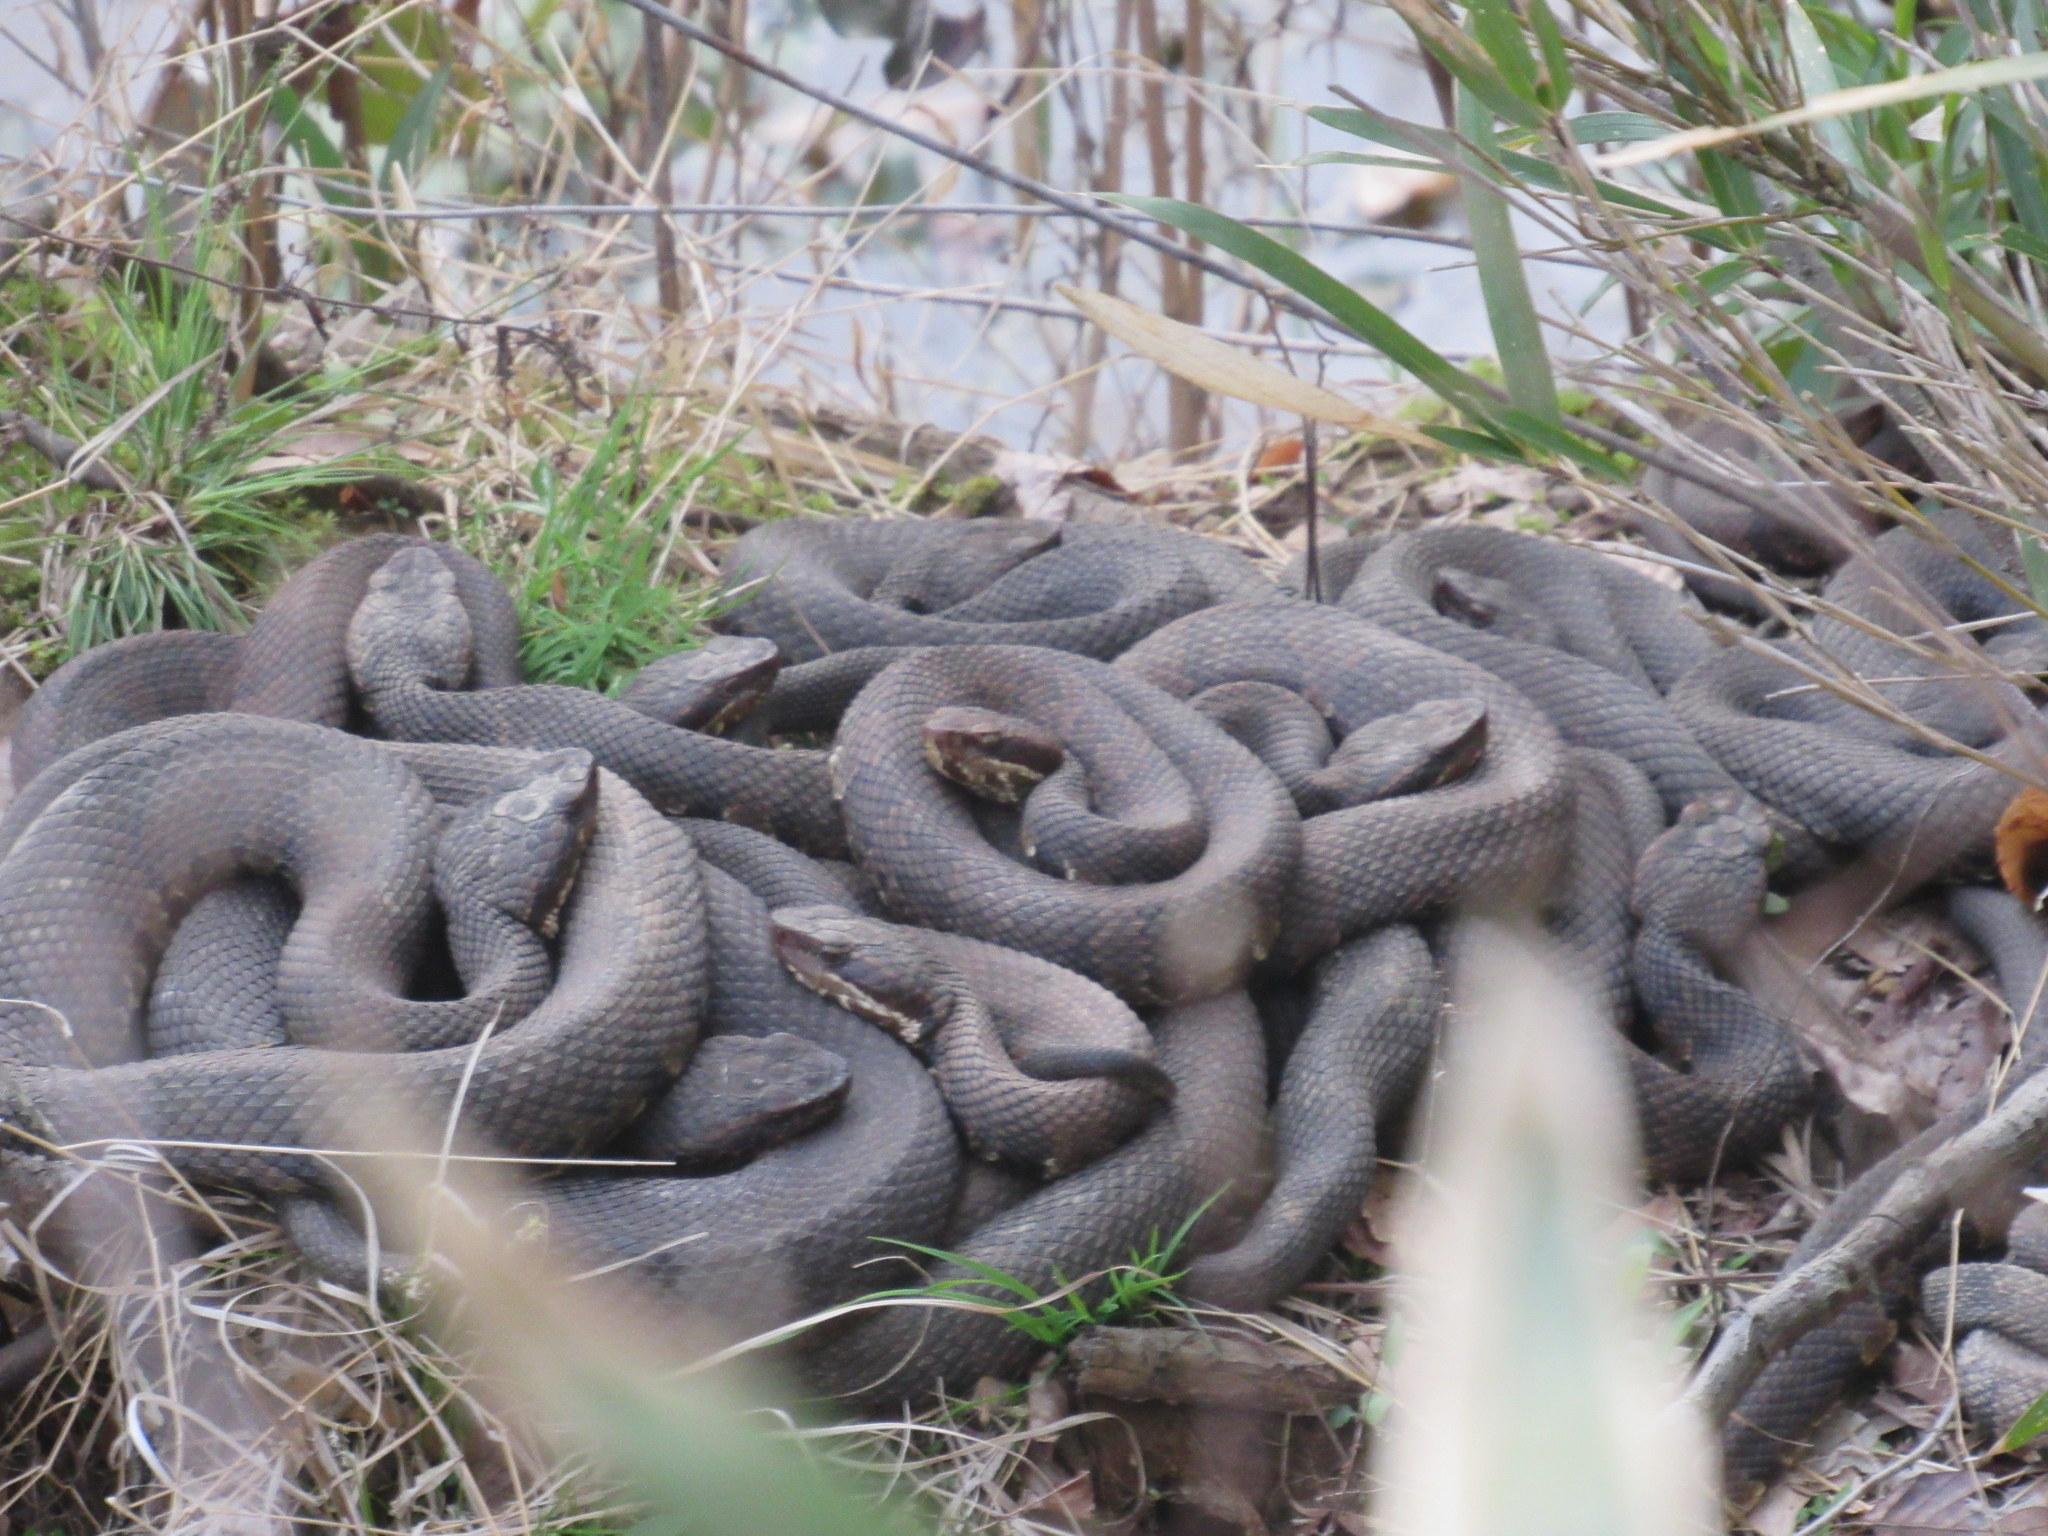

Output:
xmin=2 ymin=506 xmax=2043 ymax=1509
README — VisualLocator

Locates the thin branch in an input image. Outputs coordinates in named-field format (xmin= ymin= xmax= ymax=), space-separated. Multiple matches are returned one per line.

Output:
xmin=0 ymin=411 xmax=124 ymax=491
xmin=1686 ymin=1068 xmax=2048 ymax=1427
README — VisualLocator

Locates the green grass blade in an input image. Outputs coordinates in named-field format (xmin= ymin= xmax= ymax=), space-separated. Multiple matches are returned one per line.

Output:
xmin=1382 ymin=0 xmax=1548 ymax=129
xmin=1465 ymin=0 xmax=1544 ymax=107
xmin=2001 ymin=1384 xmax=2048 ymax=1452
xmin=1782 ymin=0 xmax=1864 ymax=170
xmin=1455 ymin=82 xmax=1560 ymax=424
xmin=1108 ymin=195 xmax=1498 ymax=416
xmin=1525 ymin=0 xmax=1575 ymax=110
xmin=383 ymin=62 xmax=452 ymax=187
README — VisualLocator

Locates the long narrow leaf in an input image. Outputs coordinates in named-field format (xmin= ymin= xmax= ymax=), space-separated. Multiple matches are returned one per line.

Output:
xmin=1454 ymin=83 xmax=1559 ymax=423
xmin=1598 ymin=50 xmax=2048 ymax=169
xmin=1108 ymin=195 xmax=1496 ymax=415
xmin=1056 ymin=285 xmax=1441 ymax=446
xmin=1382 ymin=0 xmax=1548 ymax=130
xmin=1782 ymin=0 xmax=1864 ymax=169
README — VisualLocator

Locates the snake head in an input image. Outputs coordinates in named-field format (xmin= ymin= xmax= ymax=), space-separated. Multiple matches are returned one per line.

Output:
xmin=1633 ymin=791 xmax=1775 ymax=938
xmin=619 ymin=636 xmax=783 ymax=734
xmin=1431 ymin=566 xmax=1561 ymax=649
xmin=434 ymin=751 xmax=600 ymax=937
xmin=769 ymin=904 xmax=943 ymax=1049
xmin=348 ymin=547 xmax=474 ymax=697
xmin=921 ymin=706 xmax=1065 ymax=805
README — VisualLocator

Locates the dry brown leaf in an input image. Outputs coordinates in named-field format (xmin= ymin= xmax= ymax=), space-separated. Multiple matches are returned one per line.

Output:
xmin=1745 ymin=1477 xmax=1809 ymax=1536
xmin=1056 ymin=286 xmax=1437 ymax=447
xmin=1254 ymin=436 xmax=1304 ymax=473
xmin=1417 ymin=462 xmax=1552 ymax=518
xmin=1998 ymin=788 xmax=2048 ymax=908
xmin=1865 ymin=1469 xmax=2048 ymax=1532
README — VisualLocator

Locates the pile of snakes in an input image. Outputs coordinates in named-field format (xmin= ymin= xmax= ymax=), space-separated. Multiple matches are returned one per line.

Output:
xmin=3 ymin=510 xmax=2047 ymax=1502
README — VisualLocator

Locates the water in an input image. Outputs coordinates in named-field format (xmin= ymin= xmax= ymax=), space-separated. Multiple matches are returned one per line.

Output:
xmin=0 ymin=0 xmax=1623 ymax=457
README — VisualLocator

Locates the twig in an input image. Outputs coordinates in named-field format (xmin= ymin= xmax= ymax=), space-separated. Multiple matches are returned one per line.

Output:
xmin=611 ymin=0 xmax=1312 ymax=317
xmin=1686 ymin=1068 xmax=2048 ymax=1427
xmin=1302 ymin=421 xmax=1321 ymax=602
xmin=114 ymin=172 xmax=1528 ymax=250
xmin=0 ymin=213 xmax=564 ymax=345
xmin=1065 ymin=1326 xmax=1354 ymax=1412
xmin=614 ymin=0 xmax=1814 ymax=518
xmin=0 ymin=410 xmax=124 ymax=491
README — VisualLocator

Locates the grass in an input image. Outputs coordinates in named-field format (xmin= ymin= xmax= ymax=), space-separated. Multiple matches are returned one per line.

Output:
xmin=878 ymin=1198 xmax=1216 ymax=1351
xmin=483 ymin=401 xmax=742 ymax=693
xmin=0 ymin=241 xmax=378 ymax=654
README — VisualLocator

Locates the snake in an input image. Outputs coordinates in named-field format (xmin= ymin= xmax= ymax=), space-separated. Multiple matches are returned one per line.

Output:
xmin=291 ymin=852 xmax=966 ymax=1343
xmin=829 ymin=642 xmax=1301 ymax=1006
xmin=1178 ymin=924 xmax=1442 ymax=1311
xmin=0 ymin=718 xmax=707 ymax=1198
xmin=1114 ymin=598 xmax=1573 ymax=971
xmin=1323 ymin=524 xmax=1742 ymax=818
xmin=716 ymin=516 xmax=1272 ymax=663
xmin=1920 ymin=1201 xmax=2048 ymax=1437
xmin=347 ymin=547 xmax=846 ymax=855
xmin=9 ymin=534 xmax=525 ymax=786
xmin=770 ymin=904 xmax=1172 ymax=1176
xmin=803 ymin=989 xmax=1270 ymax=1404
xmin=1720 ymin=886 xmax=2048 ymax=1503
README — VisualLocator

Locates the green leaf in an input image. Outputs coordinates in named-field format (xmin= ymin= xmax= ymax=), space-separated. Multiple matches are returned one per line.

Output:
xmin=1310 ymin=104 xmax=1733 ymax=236
xmin=1108 ymin=195 xmax=1623 ymax=477
xmin=1422 ymin=424 xmax=1528 ymax=461
xmin=1784 ymin=0 xmax=1863 ymax=170
xmin=1990 ymin=112 xmax=2048 ymax=245
xmin=1110 ymin=194 xmax=1496 ymax=416
xmin=1563 ymin=110 xmax=1671 ymax=143
xmin=2002 ymin=225 xmax=2048 ymax=269
xmin=269 ymin=82 xmax=344 ymax=174
xmin=1455 ymin=82 xmax=1560 ymax=423
xmin=382 ymin=62 xmax=452 ymax=187
xmin=2000 ymin=1384 xmax=2048 ymax=1452
xmin=1382 ymin=0 xmax=1548 ymax=130
xmin=1465 ymin=0 xmax=1544 ymax=107
xmin=1762 ymin=892 xmax=1791 ymax=916
xmin=1696 ymin=150 xmax=1765 ymax=249
xmin=2021 ymin=534 xmax=2048 ymax=612
xmin=1525 ymin=0 xmax=1575 ymax=110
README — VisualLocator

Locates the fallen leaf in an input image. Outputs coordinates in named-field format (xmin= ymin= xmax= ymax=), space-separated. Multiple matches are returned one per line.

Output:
xmin=987 ymin=449 xmax=1129 ymax=523
xmin=1056 ymin=285 xmax=1438 ymax=447
xmin=1745 ymin=1477 xmax=1807 ymax=1536
xmin=1026 ymin=1373 xmax=1070 ymax=1437
xmin=1885 ymin=1341 xmax=1956 ymax=1411
xmin=1254 ymin=436 xmax=1304 ymax=473
xmin=1414 ymin=463 xmax=1552 ymax=518
xmin=1864 ymin=1468 xmax=2048 ymax=1532
xmin=1999 ymin=788 xmax=2048 ymax=909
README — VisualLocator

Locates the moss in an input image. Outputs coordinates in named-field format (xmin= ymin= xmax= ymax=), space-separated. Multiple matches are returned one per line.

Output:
xmin=941 ymin=473 xmax=1006 ymax=517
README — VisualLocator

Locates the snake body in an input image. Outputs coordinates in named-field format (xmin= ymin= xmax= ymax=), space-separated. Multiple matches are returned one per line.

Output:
xmin=1116 ymin=599 xmax=1572 ymax=969
xmin=11 ymin=535 xmax=522 ymax=785
xmin=1 ymin=723 xmax=706 ymax=1195
xmin=830 ymin=643 xmax=1300 ymax=1005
